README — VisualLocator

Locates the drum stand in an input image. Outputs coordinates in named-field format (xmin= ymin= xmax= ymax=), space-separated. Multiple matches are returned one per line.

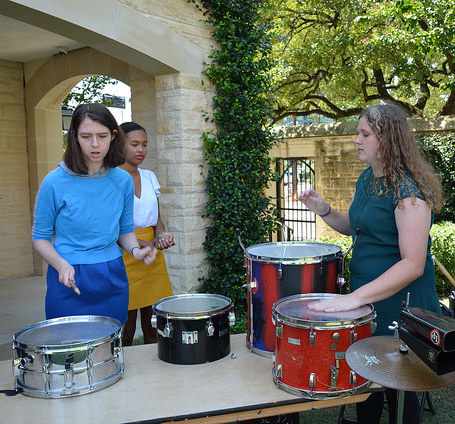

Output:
xmin=345 ymin=335 xmax=455 ymax=424
xmin=337 ymin=390 xmax=435 ymax=424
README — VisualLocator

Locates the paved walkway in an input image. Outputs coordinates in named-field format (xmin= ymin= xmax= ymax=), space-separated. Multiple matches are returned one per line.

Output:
xmin=0 ymin=275 xmax=46 ymax=361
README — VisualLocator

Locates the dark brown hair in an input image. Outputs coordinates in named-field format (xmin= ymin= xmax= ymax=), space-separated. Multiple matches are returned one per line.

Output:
xmin=64 ymin=103 xmax=125 ymax=174
xmin=360 ymin=104 xmax=443 ymax=211
xmin=120 ymin=121 xmax=146 ymax=135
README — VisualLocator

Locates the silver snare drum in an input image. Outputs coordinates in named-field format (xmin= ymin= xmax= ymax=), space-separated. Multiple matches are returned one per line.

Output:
xmin=12 ymin=315 xmax=124 ymax=398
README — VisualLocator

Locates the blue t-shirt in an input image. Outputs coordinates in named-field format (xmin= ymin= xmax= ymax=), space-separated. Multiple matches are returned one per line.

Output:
xmin=32 ymin=163 xmax=134 ymax=265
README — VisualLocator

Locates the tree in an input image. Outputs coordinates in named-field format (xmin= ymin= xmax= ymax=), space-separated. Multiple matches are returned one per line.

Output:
xmin=266 ymin=0 xmax=455 ymax=122
xmin=62 ymin=76 xmax=118 ymax=110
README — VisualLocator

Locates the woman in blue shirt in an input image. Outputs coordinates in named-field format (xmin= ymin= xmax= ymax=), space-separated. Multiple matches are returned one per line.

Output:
xmin=32 ymin=103 xmax=157 ymax=325
xmin=298 ymin=104 xmax=444 ymax=424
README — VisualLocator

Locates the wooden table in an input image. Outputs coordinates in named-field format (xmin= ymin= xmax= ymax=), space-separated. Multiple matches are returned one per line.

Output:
xmin=0 ymin=334 xmax=371 ymax=423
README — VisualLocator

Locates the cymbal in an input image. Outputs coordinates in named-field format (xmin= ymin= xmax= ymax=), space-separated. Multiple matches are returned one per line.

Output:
xmin=346 ymin=336 xmax=455 ymax=392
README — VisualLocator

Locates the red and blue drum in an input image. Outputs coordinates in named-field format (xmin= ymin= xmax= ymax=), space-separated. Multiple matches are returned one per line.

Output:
xmin=245 ymin=241 xmax=342 ymax=356
xmin=272 ymin=293 xmax=375 ymax=399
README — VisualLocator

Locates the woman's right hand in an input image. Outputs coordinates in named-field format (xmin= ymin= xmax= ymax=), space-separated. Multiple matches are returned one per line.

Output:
xmin=57 ymin=263 xmax=76 ymax=288
xmin=298 ymin=189 xmax=329 ymax=216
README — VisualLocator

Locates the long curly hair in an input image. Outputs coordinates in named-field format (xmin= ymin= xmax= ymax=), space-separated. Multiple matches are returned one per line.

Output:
xmin=360 ymin=104 xmax=444 ymax=212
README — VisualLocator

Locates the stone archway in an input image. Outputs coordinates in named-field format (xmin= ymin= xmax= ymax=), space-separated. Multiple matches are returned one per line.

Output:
xmin=1 ymin=1 xmax=215 ymax=293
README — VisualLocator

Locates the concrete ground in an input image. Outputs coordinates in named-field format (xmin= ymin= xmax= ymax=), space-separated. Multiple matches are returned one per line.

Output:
xmin=0 ymin=275 xmax=47 ymax=361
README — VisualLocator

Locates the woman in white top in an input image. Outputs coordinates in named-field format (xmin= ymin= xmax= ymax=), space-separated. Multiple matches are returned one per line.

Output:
xmin=119 ymin=121 xmax=174 ymax=345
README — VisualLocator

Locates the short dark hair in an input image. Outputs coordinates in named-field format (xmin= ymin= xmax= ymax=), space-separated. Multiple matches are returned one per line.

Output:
xmin=64 ymin=103 xmax=125 ymax=174
xmin=120 ymin=121 xmax=146 ymax=135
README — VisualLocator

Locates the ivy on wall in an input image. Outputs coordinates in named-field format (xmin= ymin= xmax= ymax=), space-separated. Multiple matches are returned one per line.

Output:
xmin=188 ymin=0 xmax=280 ymax=327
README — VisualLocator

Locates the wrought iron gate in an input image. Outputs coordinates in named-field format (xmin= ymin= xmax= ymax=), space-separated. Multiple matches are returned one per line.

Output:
xmin=276 ymin=158 xmax=316 ymax=241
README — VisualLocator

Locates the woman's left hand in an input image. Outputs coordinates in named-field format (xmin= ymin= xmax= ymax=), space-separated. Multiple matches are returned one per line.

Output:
xmin=133 ymin=245 xmax=157 ymax=265
xmin=308 ymin=293 xmax=364 ymax=313
xmin=153 ymin=232 xmax=175 ymax=250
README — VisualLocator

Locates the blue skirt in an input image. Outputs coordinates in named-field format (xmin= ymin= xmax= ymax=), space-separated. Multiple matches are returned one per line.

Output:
xmin=45 ymin=257 xmax=129 ymax=324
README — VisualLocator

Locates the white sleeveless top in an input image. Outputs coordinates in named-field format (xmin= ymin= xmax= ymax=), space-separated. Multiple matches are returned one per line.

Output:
xmin=133 ymin=168 xmax=161 ymax=228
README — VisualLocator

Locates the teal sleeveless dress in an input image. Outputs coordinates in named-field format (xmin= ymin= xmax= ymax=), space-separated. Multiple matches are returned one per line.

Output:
xmin=348 ymin=167 xmax=441 ymax=336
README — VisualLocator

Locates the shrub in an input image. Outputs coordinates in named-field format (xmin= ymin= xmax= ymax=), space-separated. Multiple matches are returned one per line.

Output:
xmin=430 ymin=221 xmax=455 ymax=296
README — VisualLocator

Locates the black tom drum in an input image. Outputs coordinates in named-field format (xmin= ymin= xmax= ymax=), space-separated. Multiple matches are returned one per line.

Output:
xmin=152 ymin=294 xmax=235 ymax=365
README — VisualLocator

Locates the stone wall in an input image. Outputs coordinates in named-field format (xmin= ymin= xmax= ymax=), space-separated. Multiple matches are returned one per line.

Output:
xmin=0 ymin=0 xmax=216 ymax=294
xmin=0 ymin=59 xmax=34 ymax=278
xmin=273 ymin=115 xmax=455 ymax=238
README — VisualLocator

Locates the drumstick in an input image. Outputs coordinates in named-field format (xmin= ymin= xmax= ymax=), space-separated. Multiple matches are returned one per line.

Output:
xmin=69 ymin=280 xmax=81 ymax=295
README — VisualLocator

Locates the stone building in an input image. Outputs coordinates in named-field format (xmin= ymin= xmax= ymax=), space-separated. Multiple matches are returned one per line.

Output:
xmin=0 ymin=0 xmax=215 ymax=293
xmin=1 ymin=1 xmax=454 ymax=293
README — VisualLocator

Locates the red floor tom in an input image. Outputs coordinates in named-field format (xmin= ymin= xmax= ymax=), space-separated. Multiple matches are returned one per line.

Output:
xmin=245 ymin=241 xmax=341 ymax=356
xmin=272 ymin=293 xmax=375 ymax=399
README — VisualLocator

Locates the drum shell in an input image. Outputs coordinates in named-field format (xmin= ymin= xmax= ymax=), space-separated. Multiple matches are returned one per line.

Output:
xmin=12 ymin=316 xmax=124 ymax=398
xmin=153 ymin=294 xmax=233 ymax=365
xmin=272 ymin=294 xmax=374 ymax=398
xmin=245 ymin=241 xmax=342 ymax=355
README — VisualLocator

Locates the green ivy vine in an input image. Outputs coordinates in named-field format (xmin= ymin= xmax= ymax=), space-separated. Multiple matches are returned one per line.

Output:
xmin=188 ymin=0 xmax=280 ymax=329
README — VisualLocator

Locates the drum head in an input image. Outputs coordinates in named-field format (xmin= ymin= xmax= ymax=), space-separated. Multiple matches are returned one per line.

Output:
xmin=153 ymin=294 xmax=232 ymax=318
xmin=246 ymin=241 xmax=341 ymax=263
xmin=273 ymin=293 xmax=374 ymax=327
xmin=13 ymin=316 xmax=121 ymax=348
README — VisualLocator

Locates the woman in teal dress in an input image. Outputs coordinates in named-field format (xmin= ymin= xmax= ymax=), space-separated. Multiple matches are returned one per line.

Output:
xmin=298 ymin=104 xmax=444 ymax=424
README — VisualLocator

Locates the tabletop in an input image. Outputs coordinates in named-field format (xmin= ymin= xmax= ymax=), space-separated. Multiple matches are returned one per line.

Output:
xmin=0 ymin=333 xmax=371 ymax=424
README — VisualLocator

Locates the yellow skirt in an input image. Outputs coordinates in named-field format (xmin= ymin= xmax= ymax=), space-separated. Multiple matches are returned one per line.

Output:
xmin=122 ymin=226 xmax=173 ymax=310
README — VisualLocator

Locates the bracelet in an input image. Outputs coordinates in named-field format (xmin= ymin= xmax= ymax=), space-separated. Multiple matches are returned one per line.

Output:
xmin=130 ymin=246 xmax=140 ymax=255
xmin=319 ymin=204 xmax=331 ymax=218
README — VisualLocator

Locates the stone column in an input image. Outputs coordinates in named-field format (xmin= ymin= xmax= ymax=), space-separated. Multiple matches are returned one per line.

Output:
xmin=132 ymin=71 xmax=213 ymax=293
xmin=0 ymin=60 xmax=34 ymax=278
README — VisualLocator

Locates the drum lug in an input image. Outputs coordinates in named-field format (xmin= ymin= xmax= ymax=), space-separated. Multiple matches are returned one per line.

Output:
xmin=310 ymin=324 xmax=316 ymax=347
xmin=19 ymin=355 xmax=34 ymax=368
xmin=350 ymin=328 xmax=358 ymax=344
xmin=242 ymin=278 xmax=258 ymax=295
xmin=58 ymin=352 xmax=80 ymax=396
xmin=276 ymin=324 xmax=283 ymax=339
xmin=329 ymin=360 xmax=339 ymax=390
xmin=275 ymin=363 xmax=283 ymax=378
xmin=337 ymin=275 xmax=346 ymax=288
xmin=229 ymin=311 xmax=236 ymax=326
xmin=309 ymin=372 xmax=316 ymax=395
xmin=277 ymin=264 xmax=283 ymax=280
xmin=182 ymin=331 xmax=198 ymax=344
xmin=206 ymin=321 xmax=215 ymax=337
xmin=151 ymin=314 xmax=157 ymax=328
xmin=349 ymin=370 xmax=357 ymax=388
xmin=158 ymin=322 xmax=173 ymax=338
xmin=317 ymin=262 xmax=324 ymax=278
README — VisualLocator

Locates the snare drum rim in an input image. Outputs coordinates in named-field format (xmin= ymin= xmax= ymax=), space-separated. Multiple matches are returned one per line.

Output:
xmin=152 ymin=293 xmax=233 ymax=320
xmin=12 ymin=315 xmax=122 ymax=351
xmin=272 ymin=293 xmax=376 ymax=329
xmin=246 ymin=241 xmax=342 ymax=265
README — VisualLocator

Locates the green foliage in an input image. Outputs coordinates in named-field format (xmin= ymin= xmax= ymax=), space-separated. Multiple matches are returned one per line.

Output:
xmin=188 ymin=0 xmax=281 ymax=322
xmin=316 ymin=235 xmax=353 ymax=291
xmin=419 ymin=133 xmax=455 ymax=223
xmin=62 ymin=76 xmax=118 ymax=110
xmin=265 ymin=0 xmax=455 ymax=121
xmin=430 ymin=221 xmax=455 ymax=296
xmin=320 ymin=221 xmax=455 ymax=297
